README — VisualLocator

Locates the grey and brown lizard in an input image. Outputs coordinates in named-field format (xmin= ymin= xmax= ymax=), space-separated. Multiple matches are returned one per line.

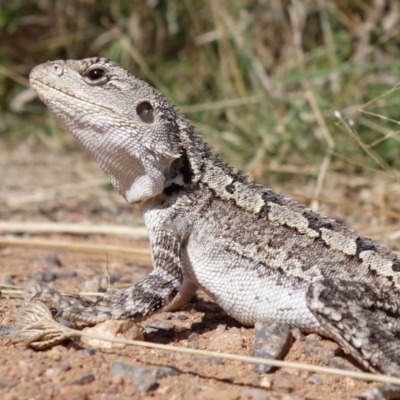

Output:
xmin=28 ymin=58 xmax=400 ymax=387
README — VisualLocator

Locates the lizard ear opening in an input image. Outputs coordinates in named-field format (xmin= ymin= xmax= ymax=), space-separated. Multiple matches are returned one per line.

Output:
xmin=136 ymin=101 xmax=154 ymax=124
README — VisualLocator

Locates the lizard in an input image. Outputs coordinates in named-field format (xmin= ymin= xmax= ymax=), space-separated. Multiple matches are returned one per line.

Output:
xmin=28 ymin=58 xmax=400 ymax=394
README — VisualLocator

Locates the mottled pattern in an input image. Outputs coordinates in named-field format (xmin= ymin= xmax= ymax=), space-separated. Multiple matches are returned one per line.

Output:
xmin=29 ymin=58 xmax=400 ymax=378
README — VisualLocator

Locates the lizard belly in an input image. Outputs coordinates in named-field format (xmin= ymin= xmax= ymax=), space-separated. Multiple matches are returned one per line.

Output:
xmin=182 ymin=238 xmax=320 ymax=330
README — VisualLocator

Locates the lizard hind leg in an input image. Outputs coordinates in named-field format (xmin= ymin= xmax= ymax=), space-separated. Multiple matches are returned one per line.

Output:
xmin=251 ymin=320 xmax=293 ymax=373
xmin=306 ymin=278 xmax=400 ymax=377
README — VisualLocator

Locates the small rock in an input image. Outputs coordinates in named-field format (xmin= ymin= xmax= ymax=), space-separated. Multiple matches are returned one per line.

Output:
xmin=272 ymin=371 xmax=295 ymax=393
xmin=47 ymin=346 xmax=64 ymax=361
xmin=162 ymin=313 xmax=174 ymax=320
xmin=111 ymin=374 xmax=124 ymax=385
xmin=23 ymin=349 xmax=33 ymax=358
xmin=186 ymin=341 xmax=198 ymax=349
xmin=291 ymin=327 xmax=305 ymax=341
xmin=0 ymin=379 xmax=17 ymax=388
xmin=303 ymin=336 xmax=324 ymax=360
xmin=81 ymin=320 xmax=143 ymax=349
xmin=329 ymin=357 xmax=350 ymax=370
xmin=18 ymin=360 xmax=28 ymax=373
xmin=259 ymin=376 xmax=271 ymax=388
xmin=202 ymin=331 xmax=213 ymax=339
xmin=43 ymin=252 xmax=62 ymax=266
xmin=59 ymin=269 xmax=77 ymax=278
xmin=177 ymin=314 xmax=189 ymax=321
xmin=72 ymin=373 xmax=95 ymax=385
xmin=239 ymin=389 xmax=268 ymax=400
xmin=31 ymin=271 xmax=59 ymax=284
xmin=79 ymin=349 xmax=96 ymax=356
xmin=111 ymin=360 xmax=180 ymax=393
xmin=83 ymin=279 xmax=101 ymax=293
xmin=58 ymin=360 xmax=71 ymax=372
xmin=0 ymin=325 xmax=13 ymax=335
xmin=343 ymin=377 xmax=355 ymax=389
xmin=45 ymin=368 xmax=59 ymax=377
xmin=188 ymin=332 xmax=199 ymax=340
xmin=306 ymin=374 xmax=325 ymax=385
xmin=175 ymin=326 xmax=189 ymax=333
xmin=141 ymin=321 xmax=173 ymax=333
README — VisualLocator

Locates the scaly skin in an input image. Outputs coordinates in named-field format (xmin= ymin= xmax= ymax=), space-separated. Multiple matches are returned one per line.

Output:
xmin=29 ymin=58 xmax=400 ymax=381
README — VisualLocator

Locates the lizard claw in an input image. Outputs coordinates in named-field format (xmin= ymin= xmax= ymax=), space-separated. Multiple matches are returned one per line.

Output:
xmin=29 ymin=287 xmax=118 ymax=326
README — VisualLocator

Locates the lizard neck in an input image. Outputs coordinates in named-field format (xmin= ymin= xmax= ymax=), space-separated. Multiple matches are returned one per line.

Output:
xmin=164 ymin=120 xmax=265 ymax=216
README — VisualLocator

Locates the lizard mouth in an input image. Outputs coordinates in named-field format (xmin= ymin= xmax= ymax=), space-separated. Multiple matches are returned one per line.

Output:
xmin=30 ymin=77 xmax=116 ymax=115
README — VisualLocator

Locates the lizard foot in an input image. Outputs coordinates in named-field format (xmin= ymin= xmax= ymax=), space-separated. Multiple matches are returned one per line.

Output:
xmin=31 ymin=287 xmax=122 ymax=326
xmin=251 ymin=320 xmax=293 ymax=373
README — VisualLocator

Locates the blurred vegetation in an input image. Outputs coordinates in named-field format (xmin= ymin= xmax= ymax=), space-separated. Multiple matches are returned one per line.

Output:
xmin=1 ymin=0 xmax=400 ymax=181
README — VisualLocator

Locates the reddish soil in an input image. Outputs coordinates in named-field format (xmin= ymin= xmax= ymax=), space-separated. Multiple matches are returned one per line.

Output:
xmin=2 ymin=143 xmax=400 ymax=399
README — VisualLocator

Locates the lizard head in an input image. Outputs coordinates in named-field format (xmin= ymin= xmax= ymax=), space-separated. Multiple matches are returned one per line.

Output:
xmin=29 ymin=57 xmax=185 ymax=204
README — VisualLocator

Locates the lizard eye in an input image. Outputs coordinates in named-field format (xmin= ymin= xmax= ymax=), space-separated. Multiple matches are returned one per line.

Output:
xmin=88 ymin=69 xmax=105 ymax=80
xmin=136 ymin=101 xmax=154 ymax=124
xmin=84 ymin=68 xmax=108 ymax=86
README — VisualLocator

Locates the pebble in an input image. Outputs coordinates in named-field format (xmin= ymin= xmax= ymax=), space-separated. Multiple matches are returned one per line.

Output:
xmin=0 ymin=325 xmax=13 ymax=335
xmin=111 ymin=374 xmax=124 ymax=385
xmin=239 ymin=389 xmax=269 ymax=400
xmin=306 ymin=374 xmax=325 ymax=385
xmin=47 ymin=346 xmax=64 ymax=361
xmin=291 ymin=327 xmax=305 ymax=342
xmin=43 ymin=252 xmax=62 ymax=266
xmin=79 ymin=348 xmax=96 ymax=356
xmin=259 ymin=376 xmax=271 ymax=388
xmin=329 ymin=357 xmax=350 ymax=370
xmin=111 ymin=360 xmax=180 ymax=393
xmin=141 ymin=321 xmax=173 ymax=333
xmin=0 ymin=379 xmax=17 ymax=388
xmin=81 ymin=320 xmax=143 ymax=349
xmin=272 ymin=371 xmax=295 ymax=393
xmin=31 ymin=271 xmax=59 ymax=284
xmin=71 ymin=373 xmax=95 ymax=385
xmin=18 ymin=360 xmax=28 ymax=373
xmin=58 ymin=360 xmax=71 ymax=372
xmin=45 ymin=368 xmax=59 ymax=377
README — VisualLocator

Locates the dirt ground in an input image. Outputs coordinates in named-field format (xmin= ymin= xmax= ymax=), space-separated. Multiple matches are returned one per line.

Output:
xmin=2 ymin=142 xmax=400 ymax=400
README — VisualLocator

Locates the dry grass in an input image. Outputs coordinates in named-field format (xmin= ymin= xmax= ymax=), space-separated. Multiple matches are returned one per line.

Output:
xmin=1 ymin=0 xmax=400 ymax=190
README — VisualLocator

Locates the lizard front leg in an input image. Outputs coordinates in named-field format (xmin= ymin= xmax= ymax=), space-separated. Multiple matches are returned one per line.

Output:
xmin=36 ymin=229 xmax=197 ymax=325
